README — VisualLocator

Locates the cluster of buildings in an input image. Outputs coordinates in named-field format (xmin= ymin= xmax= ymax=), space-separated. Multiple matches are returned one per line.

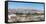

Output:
xmin=8 ymin=8 xmax=44 ymax=22
xmin=8 ymin=8 xmax=44 ymax=15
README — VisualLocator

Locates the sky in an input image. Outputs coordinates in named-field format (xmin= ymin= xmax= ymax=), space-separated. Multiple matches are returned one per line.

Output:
xmin=8 ymin=2 xmax=44 ymax=10
xmin=8 ymin=0 xmax=16 ymax=1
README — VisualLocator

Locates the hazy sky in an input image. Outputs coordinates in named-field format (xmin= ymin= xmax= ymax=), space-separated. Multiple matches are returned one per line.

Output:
xmin=8 ymin=2 xmax=44 ymax=10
